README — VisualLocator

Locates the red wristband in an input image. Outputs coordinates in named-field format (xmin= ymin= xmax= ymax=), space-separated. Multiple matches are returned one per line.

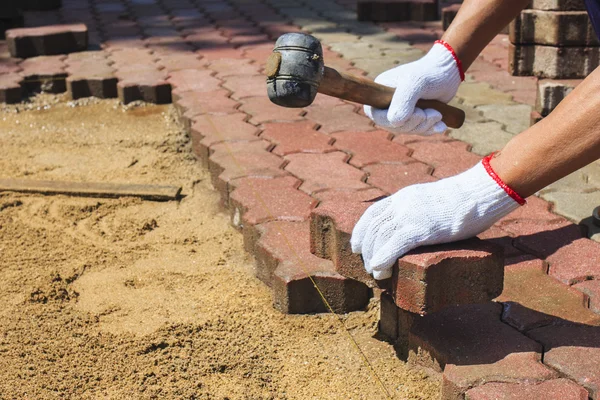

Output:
xmin=434 ymin=39 xmax=465 ymax=82
xmin=482 ymin=154 xmax=526 ymax=206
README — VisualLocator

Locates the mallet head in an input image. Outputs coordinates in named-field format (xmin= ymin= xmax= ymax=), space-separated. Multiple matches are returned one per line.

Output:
xmin=266 ymin=32 xmax=324 ymax=108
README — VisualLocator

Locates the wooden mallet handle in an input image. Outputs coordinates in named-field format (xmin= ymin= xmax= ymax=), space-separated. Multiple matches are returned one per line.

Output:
xmin=319 ymin=67 xmax=465 ymax=129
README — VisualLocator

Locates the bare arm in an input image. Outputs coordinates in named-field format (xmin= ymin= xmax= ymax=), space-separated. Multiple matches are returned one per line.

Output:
xmin=442 ymin=0 xmax=530 ymax=70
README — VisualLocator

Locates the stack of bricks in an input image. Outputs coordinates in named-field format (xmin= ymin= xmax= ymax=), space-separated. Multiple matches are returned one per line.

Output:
xmin=508 ymin=0 xmax=596 ymax=124
xmin=356 ymin=0 xmax=439 ymax=22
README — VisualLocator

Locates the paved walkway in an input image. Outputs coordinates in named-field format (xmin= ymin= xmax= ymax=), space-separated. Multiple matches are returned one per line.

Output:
xmin=2 ymin=0 xmax=600 ymax=398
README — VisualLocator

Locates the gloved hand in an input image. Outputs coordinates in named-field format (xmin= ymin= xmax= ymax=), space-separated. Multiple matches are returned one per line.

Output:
xmin=350 ymin=156 xmax=525 ymax=280
xmin=365 ymin=41 xmax=464 ymax=135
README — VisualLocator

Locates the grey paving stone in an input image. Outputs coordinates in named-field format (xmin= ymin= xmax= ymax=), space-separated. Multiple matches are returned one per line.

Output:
xmin=329 ymin=41 xmax=384 ymax=59
xmin=449 ymin=121 xmax=514 ymax=156
xmin=351 ymin=58 xmax=399 ymax=77
xmin=540 ymin=170 xmax=591 ymax=193
xmin=456 ymin=82 xmax=515 ymax=107
xmin=541 ymin=191 xmax=600 ymax=225
xmin=476 ymin=103 xmax=532 ymax=134
xmin=310 ymin=31 xmax=361 ymax=43
xmin=300 ymin=21 xmax=339 ymax=34
xmin=583 ymin=161 xmax=600 ymax=189
xmin=448 ymin=98 xmax=487 ymax=123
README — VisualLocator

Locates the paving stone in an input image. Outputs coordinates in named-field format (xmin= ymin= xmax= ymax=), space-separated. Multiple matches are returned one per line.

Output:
xmin=190 ymin=113 xmax=261 ymax=163
xmin=476 ymin=103 xmax=532 ymax=134
xmin=408 ymin=303 xmax=558 ymax=398
xmin=117 ymin=71 xmax=171 ymax=105
xmin=390 ymin=239 xmax=505 ymax=315
xmin=285 ymin=152 xmax=370 ymax=194
xmin=175 ymin=89 xmax=240 ymax=127
xmin=497 ymin=259 xmax=600 ymax=331
xmin=509 ymin=43 xmax=600 ymax=79
xmin=547 ymin=237 xmax=600 ymax=284
xmin=67 ymin=65 xmax=118 ymax=99
xmin=19 ymin=55 xmax=67 ymax=93
xmin=6 ymin=24 xmax=88 ymax=58
xmin=357 ymin=0 xmax=438 ymax=22
xmin=328 ymin=41 xmax=384 ymax=60
xmin=573 ymin=280 xmax=600 ymax=314
xmin=456 ymin=82 xmax=515 ymax=107
xmin=208 ymin=58 xmax=261 ymax=78
xmin=442 ymin=4 xmax=460 ymax=31
xmin=448 ymin=121 xmax=514 ymax=156
xmin=350 ymin=57 xmax=400 ymax=78
xmin=510 ymin=9 xmax=599 ymax=46
xmin=255 ymin=220 xmax=370 ymax=314
xmin=260 ymin=121 xmax=335 ymax=156
xmin=109 ymin=48 xmax=156 ymax=68
xmin=529 ymin=0 xmax=586 ymax=11
xmin=477 ymin=225 xmax=528 ymax=260
xmin=222 ymin=74 xmax=267 ymax=100
xmin=464 ymin=379 xmax=589 ymax=400
xmin=497 ymin=194 xmax=566 ymax=226
xmin=238 ymin=97 xmax=305 ymax=125
xmin=208 ymin=141 xmax=287 ymax=204
xmin=331 ymin=130 xmax=412 ymax=168
xmin=363 ymin=162 xmax=436 ymax=194
xmin=407 ymin=140 xmax=481 ymax=178
xmin=529 ymin=325 xmax=600 ymax=399
xmin=305 ymin=104 xmax=375 ymax=134
xmin=309 ymin=189 xmax=386 ymax=285
xmin=535 ymin=78 xmax=580 ymax=116
xmin=167 ymin=69 xmax=222 ymax=98
xmin=0 ymin=73 xmax=23 ymax=103
xmin=156 ymin=53 xmax=206 ymax=73
xmin=229 ymin=176 xmax=318 ymax=252
xmin=542 ymin=191 xmax=600 ymax=224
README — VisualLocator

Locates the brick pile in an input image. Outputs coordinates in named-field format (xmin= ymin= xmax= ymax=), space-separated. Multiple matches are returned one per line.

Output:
xmin=509 ymin=0 xmax=595 ymax=123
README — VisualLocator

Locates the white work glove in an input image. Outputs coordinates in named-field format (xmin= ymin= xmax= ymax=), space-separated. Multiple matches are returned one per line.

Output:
xmin=365 ymin=42 xmax=463 ymax=135
xmin=351 ymin=159 xmax=524 ymax=280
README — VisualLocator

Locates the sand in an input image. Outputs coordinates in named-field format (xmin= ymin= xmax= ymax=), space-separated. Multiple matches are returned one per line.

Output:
xmin=0 ymin=95 xmax=440 ymax=399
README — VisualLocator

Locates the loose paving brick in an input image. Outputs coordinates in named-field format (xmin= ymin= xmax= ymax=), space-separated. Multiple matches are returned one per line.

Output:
xmin=363 ymin=162 xmax=436 ymax=194
xmin=464 ymin=379 xmax=589 ymax=400
xmin=285 ymin=152 xmax=370 ymax=194
xmin=255 ymin=220 xmax=370 ymax=313
xmin=406 ymin=140 xmax=481 ymax=178
xmin=117 ymin=71 xmax=171 ymax=105
xmin=259 ymin=121 xmax=334 ymax=155
xmin=392 ymin=239 xmax=504 ymax=315
xmin=331 ymin=130 xmax=412 ymax=168
xmin=67 ymin=65 xmax=118 ymax=100
xmin=305 ymin=104 xmax=375 ymax=134
xmin=189 ymin=113 xmax=261 ymax=163
xmin=529 ymin=325 xmax=600 ymax=399
xmin=357 ymin=0 xmax=438 ymax=22
xmin=409 ymin=303 xmax=558 ymax=398
xmin=19 ymin=55 xmax=67 ymax=93
xmin=497 ymin=259 xmax=600 ymax=331
xmin=0 ymin=73 xmax=23 ymax=103
xmin=509 ymin=43 xmax=600 ymax=79
xmin=239 ymin=97 xmax=306 ymax=125
xmin=6 ymin=24 xmax=88 ymax=58
xmin=535 ymin=79 xmax=580 ymax=116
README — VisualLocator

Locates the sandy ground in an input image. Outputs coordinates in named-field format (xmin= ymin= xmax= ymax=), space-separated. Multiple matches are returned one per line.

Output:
xmin=0 ymin=95 xmax=440 ymax=399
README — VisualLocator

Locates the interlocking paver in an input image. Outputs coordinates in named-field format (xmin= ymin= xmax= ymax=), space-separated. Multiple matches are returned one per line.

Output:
xmin=19 ymin=55 xmax=67 ymax=93
xmin=465 ymin=379 xmax=589 ymax=400
xmin=285 ymin=152 xmax=370 ymax=194
xmin=448 ymin=121 xmax=514 ymax=156
xmin=455 ymin=82 xmax=515 ymax=107
xmin=0 ymin=73 xmax=23 ymax=103
xmin=222 ymin=74 xmax=267 ymax=100
xmin=167 ymin=69 xmax=221 ymax=98
xmin=407 ymin=140 xmax=481 ymax=178
xmin=157 ymin=53 xmax=206 ymax=73
xmin=67 ymin=64 xmax=118 ymax=100
xmin=255 ymin=220 xmax=370 ymax=313
xmin=260 ymin=121 xmax=334 ymax=155
xmin=176 ymin=89 xmax=240 ymax=126
xmin=239 ymin=97 xmax=305 ymax=125
xmin=331 ymin=130 xmax=412 ymax=167
xmin=363 ymin=162 xmax=436 ymax=194
xmin=476 ymin=103 xmax=532 ymax=135
xmin=573 ymin=280 xmax=600 ymax=314
xmin=6 ymin=24 xmax=88 ymax=58
xmin=542 ymin=191 xmax=600 ymax=225
xmin=208 ymin=58 xmax=261 ymax=78
xmin=305 ymin=104 xmax=375 ymax=134
xmin=529 ymin=325 xmax=600 ymax=399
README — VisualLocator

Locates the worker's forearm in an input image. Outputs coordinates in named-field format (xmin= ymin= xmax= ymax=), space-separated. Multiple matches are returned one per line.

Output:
xmin=490 ymin=67 xmax=600 ymax=198
xmin=442 ymin=0 xmax=530 ymax=70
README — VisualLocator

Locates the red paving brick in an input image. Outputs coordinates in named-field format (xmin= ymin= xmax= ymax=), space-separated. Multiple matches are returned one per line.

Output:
xmin=67 ymin=65 xmax=118 ymax=100
xmin=496 ymin=195 xmax=566 ymax=226
xmin=409 ymin=303 xmax=557 ymax=398
xmin=255 ymin=220 xmax=370 ymax=313
xmin=208 ymin=58 xmax=261 ymax=78
xmin=176 ymin=90 xmax=240 ymax=129
xmin=260 ymin=121 xmax=335 ymax=156
xmin=331 ymin=130 xmax=412 ymax=168
xmin=392 ymin=239 xmax=504 ymax=315
xmin=573 ymin=280 xmax=600 ymax=314
xmin=407 ymin=140 xmax=481 ymax=178
xmin=6 ymin=23 xmax=88 ymax=58
xmin=284 ymin=152 xmax=370 ymax=194
xmin=19 ymin=55 xmax=67 ymax=93
xmin=156 ymin=53 xmax=206 ymax=73
xmin=222 ymin=74 xmax=267 ymax=100
xmin=0 ymin=73 xmax=23 ymax=103
xmin=464 ymin=379 xmax=589 ymax=400
xmin=497 ymin=260 xmax=600 ymax=331
xmin=167 ymin=69 xmax=222 ymax=97
xmin=529 ymin=325 xmax=600 ymax=399
xmin=117 ymin=72 xmax=171 ymax=104
xmin=239 ymin=97 xmax=306 ymax=125
xmin=363 ymin=162 xmax=436 ymax=194
xmin=305 ymin=104 xmax=376 ymax=134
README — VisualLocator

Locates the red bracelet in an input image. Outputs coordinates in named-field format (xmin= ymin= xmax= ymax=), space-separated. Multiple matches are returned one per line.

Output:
xmin=482 ymin=154 xmax=526 ymax=205
xmin=434 ymin=39 xmax=465 ymax=82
